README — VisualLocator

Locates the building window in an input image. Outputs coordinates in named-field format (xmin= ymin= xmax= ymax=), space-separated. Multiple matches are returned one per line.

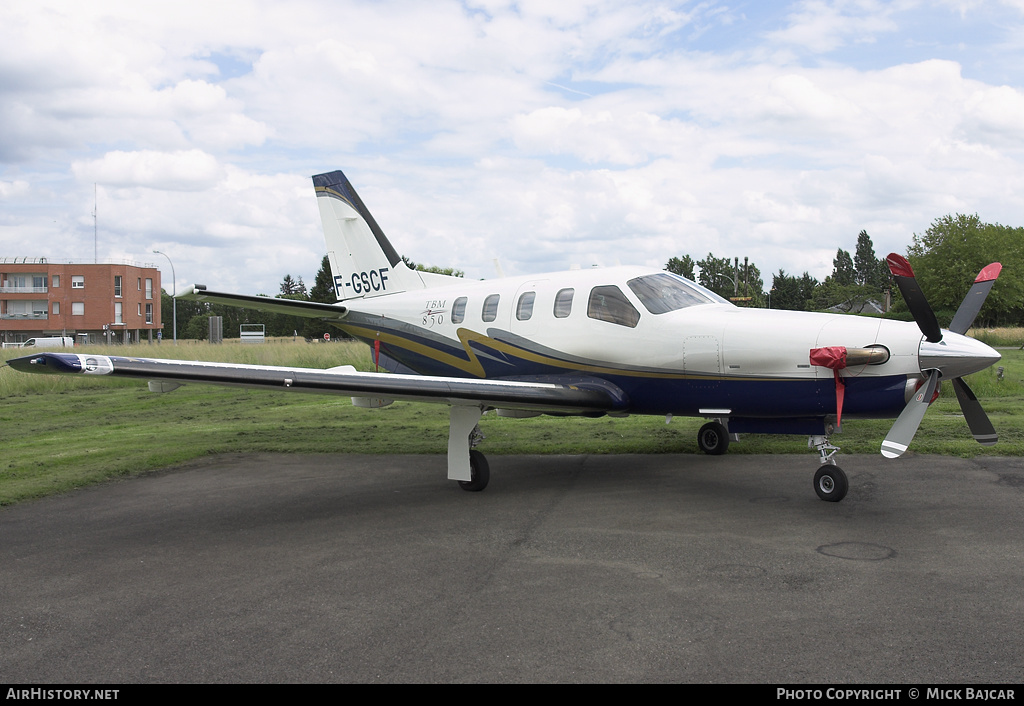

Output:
xmin=72 ymin=276 xmax=84 ymax=288
xmin=52 ymin=275 xmax=60 ymax=288
xmin=145 ymin=303 xmax=153 ymax=324
xmin=137 ymin=278 xmax=141 ymax=290
xmin=145 ymin=278 xmax=153 ymax=299
xmin=72 ymin=302 xmax=84 ymax=315
xmin=114 ymin=302 xmax=122 ymax=324
xmin=114 ymin=275 xmax=122 ymax=297
xmin=52 ymin=302 xmax=60 ymax=315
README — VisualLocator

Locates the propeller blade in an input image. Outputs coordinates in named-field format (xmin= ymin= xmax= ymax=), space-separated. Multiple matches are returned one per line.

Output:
xmin=949 ymin=263 xmax=1002 ymax=335
xmin=881 ymin=370 xmax=940 ymax=458
xmin=951 ymin=377 xmax=998 ymax=445
xmin=887 ymin=253 xmax=942 ymax=343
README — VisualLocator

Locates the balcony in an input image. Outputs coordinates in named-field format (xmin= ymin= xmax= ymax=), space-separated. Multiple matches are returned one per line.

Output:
xmin=1 ymin=312 xmax=48 ymax=320
xmin=0 ymin=286 xmax=47 ymax=293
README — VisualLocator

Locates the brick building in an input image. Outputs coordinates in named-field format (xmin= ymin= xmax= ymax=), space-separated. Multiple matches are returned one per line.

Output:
xmin=1 ymin=259 xmax=162 ymax=345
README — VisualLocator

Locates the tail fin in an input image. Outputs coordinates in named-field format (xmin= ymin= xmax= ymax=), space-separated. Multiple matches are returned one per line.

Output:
xmin=313 ymin=170 xmax=423 ymax=302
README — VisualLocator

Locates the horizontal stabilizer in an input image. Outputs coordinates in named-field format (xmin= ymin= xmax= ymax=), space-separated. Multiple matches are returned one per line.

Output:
xmin=178 ymin=285 xmax=347 ymax=320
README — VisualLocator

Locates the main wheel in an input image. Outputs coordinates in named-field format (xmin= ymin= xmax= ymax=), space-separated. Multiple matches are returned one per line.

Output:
xmin=458 ymin=450 xmax=490 ymax=492
xmin=813 ymin=464 xmax=848 ymax=502
xmin=697 ymin=421 xmax=730 ymax=455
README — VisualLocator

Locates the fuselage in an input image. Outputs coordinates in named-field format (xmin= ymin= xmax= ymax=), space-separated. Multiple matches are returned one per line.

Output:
xmin=332 ymin=265 xmax=983 ymax=425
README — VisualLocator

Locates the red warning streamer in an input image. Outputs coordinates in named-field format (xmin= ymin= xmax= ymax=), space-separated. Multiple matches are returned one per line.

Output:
xmin=809 ymin=346 xmax=847 ymax=428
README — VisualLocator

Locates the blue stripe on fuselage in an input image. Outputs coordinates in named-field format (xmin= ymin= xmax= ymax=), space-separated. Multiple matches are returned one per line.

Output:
xmin=341 ymin=324 xmax=909 ymax=420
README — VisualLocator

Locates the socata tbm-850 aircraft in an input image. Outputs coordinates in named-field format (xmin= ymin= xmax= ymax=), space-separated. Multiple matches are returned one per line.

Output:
xmin=9 ymin=170 xmax=1003 ymax=502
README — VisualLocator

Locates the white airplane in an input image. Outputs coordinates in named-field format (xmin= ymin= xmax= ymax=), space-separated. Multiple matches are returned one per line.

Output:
xmin=8 ymin=170 xmax=1003 ymax=502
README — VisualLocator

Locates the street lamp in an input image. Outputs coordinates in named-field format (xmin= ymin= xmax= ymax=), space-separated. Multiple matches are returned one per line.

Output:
xmin=152 ymin=250 xmax=176 ymax=345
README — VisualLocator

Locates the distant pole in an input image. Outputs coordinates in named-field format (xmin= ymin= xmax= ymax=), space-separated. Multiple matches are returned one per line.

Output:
xmin=153 ymin=250 xmax=177 ymax=345
xmin=93 ymin=184 xmax=98 ymax=264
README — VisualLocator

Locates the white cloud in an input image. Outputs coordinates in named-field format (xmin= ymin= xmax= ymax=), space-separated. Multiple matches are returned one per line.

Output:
xmin=1 ymin=1 xmax=1024 ymax=293
xmin=72 ymin=150 xmax=224 ymax=191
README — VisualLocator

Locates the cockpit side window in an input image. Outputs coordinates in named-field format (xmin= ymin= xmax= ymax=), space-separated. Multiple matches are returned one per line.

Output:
xmin=627 ymin=273 xmax=724 ymax=314
xmin=482 ymin=294 xmax=500 ymax=322
xmin=587 ymin=286 xmax=640 ymax=328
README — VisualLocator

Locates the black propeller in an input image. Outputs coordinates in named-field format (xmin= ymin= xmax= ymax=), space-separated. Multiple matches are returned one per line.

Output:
xmin=881 ymin=254 xmax=1001 ymax=458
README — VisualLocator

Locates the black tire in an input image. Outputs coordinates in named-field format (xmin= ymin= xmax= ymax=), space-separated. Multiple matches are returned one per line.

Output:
xmin=458 ymin=450 xmax=490 ymax=492
xmin=697 ymin=422 xmax=730 ymax=455
xmin=813 ymin=465 xmax=848 ymax=502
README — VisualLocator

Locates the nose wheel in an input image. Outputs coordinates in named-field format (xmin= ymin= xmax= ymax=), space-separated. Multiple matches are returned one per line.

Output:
xmin=813 ymin=464 xmax=848 ymax=502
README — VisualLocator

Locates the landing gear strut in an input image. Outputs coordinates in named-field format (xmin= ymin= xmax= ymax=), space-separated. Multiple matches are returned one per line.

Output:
xmin=809 ymin=435 xmax=848 ymax=502
xmin=448 ymin=406 xmax=490 ymax=492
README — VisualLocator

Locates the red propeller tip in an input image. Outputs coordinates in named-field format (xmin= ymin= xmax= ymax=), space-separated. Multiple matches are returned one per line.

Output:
xmin=976 ymin=263 xmax=1002 ymax=283
xmin=886 ymin=253 xmax=914 ymax=278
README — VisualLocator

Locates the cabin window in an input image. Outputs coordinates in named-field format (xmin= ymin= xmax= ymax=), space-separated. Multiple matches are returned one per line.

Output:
xmin=627 ymin=273 xmax=721 ymax=314
xmin=516 ymin=292 xmax=535 ymax=321
xmin=587 ymin=286 xmax=640 ymax=328
xmin=451 ymin=297 xmax=467 ymax=324
xmin=482 ymin=294 xmax=500 ymax=322
xmin=553 ymin=288 xmax=574 ymax=318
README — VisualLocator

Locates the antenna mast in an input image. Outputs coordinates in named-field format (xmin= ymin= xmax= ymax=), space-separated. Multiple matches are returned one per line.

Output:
xmin=92 ymin=183 xmax=97 ymax=264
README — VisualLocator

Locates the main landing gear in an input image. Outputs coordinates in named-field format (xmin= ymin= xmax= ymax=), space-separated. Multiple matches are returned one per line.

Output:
xmin=448 ymin=405 xmax=490 ymax=492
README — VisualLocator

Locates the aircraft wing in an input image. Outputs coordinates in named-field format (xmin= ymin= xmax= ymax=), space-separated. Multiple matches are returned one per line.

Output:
xmin=177 ymin=285 xmax=348 ymax=320
xmin=6 ymin=352 xmax=623 ymax=414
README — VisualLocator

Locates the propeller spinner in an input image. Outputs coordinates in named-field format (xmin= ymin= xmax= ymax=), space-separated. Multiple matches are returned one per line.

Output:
xmin=882 ymin=254 xmax=1001 ymax=458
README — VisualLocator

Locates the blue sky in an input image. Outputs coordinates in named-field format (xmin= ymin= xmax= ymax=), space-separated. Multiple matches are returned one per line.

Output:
xmin=2 ymin=0 xmax=1024 ymax=295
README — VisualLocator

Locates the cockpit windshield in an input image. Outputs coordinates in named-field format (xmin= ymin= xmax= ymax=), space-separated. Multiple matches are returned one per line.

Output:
xmin=626 ymin=273 xmax=729 ymax=314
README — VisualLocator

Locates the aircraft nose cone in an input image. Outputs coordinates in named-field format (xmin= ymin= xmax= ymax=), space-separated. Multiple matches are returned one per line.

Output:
xmin=919 ymin=333 xmax=1001 ymax=379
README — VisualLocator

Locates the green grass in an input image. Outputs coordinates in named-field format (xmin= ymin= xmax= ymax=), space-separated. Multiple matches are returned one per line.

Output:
xmin=3 ymin=339 xmax=1023 ymax=506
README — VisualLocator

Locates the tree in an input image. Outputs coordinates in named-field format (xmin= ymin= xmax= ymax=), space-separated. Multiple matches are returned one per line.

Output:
xmin=401 ymin=255 xmax=464 ymax=277
xmin=832 ymin=248 xmax=856 ymax=286
xmin=696 ymin=253 xmax=765 ymax=306
xmin=770 ymin=270 xmax=818 ymax=311
xmin=279 ymin=274 xmax=302 ymax=296
xmin=696 ymin=253 xmax=734 ymax=298
xmin=906 ymin=214 xmax=1024 ymax=327
xmin=665 ymin=255 xmax=696 ymax=280
xmin=854 ymin=230 xmax=889 ymax=290
xmin=308 ymin=255 xmax=336 ymax=304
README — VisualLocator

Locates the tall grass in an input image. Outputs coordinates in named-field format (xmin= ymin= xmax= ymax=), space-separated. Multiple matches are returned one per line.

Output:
xmin=968 ymin=327 xmax=1024 ymax=347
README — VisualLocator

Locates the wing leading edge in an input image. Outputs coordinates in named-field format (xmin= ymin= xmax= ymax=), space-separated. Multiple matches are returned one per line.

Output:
xmin=7 ymin=352 xmax=625 ymax=414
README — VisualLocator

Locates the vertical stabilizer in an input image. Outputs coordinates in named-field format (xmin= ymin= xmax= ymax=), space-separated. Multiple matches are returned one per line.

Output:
xmin=313 ymin=170 xmax=423 ymax=301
